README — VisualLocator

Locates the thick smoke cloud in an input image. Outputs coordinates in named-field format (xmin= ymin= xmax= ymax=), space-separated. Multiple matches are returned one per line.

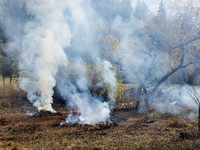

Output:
xmin=151 ymin=84 xmax=198 ymax=118
xmin=0 ymin=0 xmax=198 ymax=123
xmin=112 ymin=15 xmax=169 ymax=85
xmin=0 ymin=0 xmax=117 ymax=124
xmin=19 ymin=0 xmax=71 ymax=112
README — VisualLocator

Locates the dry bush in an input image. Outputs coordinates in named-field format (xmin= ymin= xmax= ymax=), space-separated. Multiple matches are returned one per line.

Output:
xmin=61 ymin=138 xmax=84 ymax=149
xmin=0 ymin=85 xmax=26 ymax=100
xmin=168 ymin=118 xmax=188 ymax=128
xmin=121 ymin=88 xmax=136 ymax=104
xmin=11 ymin=123 xmax=41 ymax=134
xmin=179 ymin=123 xmax=200 ymax=140
xmin=0 ymin=83 xmax=27 ymax=113
xmin=139 ymin=138 xmax=200 ymax=150
xmin=115 ymin=78 xmax=124 ymax=103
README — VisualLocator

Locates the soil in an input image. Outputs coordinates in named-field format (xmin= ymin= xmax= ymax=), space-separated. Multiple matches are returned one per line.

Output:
xmin=32 ymin=110 xmax=63 ymax=118
xmin=0 ymin=104 xmax=200 ymax=150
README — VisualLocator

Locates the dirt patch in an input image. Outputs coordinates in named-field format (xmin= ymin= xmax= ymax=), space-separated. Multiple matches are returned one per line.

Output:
xmin=1 ymin=106 xmax=200 ymax=150
xmin=10 ymin=123 xmax=41 ymax=134
xmin=113 ymin=107 xmax=135 ymax=112
xmin=168 ymin=119 xmax=188 ymax=128
xmin=32 ymin=110 xmax=63 ymax=118
xmin=179 ymin=132 xmax=199 ymax=140
xmin=62 ymin=120 xmax=118 ymax=131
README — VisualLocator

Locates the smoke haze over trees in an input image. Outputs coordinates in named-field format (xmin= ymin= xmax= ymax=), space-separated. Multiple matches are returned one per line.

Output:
xmin=0 ymin=0 xmax=200 ymax=115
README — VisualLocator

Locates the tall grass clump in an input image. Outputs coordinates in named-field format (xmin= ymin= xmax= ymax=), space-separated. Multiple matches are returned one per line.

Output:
xmin=0 ymin=84 xmax=26 ymax=100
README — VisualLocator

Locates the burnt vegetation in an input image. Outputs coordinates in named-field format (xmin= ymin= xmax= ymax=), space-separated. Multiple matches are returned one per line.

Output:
xmin=1 ymin=0 xmax=200 ymax=149
xmin=1 ymin=103 xmax=200 ymax=149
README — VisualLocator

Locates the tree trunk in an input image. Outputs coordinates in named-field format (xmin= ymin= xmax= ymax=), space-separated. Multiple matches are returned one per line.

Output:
xmin=148 ymin=62 xmax=193 ymax=106
xmin=198 ymin=105 xmax=200 ymax=134
xmin=136 ymin=85 xmax=142 ymax=110
xmin=10 ymin=73 xmax=12 ymax=85
xmin=183 ymin=70 xmax=186 ymax=82
xmin=2 ymin=73 xmax=5 ymax=86
xmin=136 ymin=83 xmax=149 ymax=110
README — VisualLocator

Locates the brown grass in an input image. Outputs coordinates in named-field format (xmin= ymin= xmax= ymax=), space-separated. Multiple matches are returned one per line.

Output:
xmin=0 ymin=107 xmax=199 ymax=150
xmin=0 ymin=81 xmax=200 ymax=149
xmin=0 ymin=85 xmax=26 ymax=99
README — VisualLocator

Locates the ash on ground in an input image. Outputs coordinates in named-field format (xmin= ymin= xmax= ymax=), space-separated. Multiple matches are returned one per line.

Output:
xmin=31 ymin=110 xmax=63 ymax=118
xmin=60 ymin=119 xmax=118 ymax=131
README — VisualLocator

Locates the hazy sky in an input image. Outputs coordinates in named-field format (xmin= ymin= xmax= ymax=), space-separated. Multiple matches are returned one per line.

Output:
xmin=131 ymin=0 xmax=167 ymax=13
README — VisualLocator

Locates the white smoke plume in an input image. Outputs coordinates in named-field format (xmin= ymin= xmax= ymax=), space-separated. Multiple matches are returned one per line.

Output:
xmin=102 ymin=60 xmax=117 ymax=104
xmin=161 ymin=85 xmax=198 ymax=110
xmin=0 ymin=0 xmax=117 ymax=124
xmin=19 ymin=0 xmax=71 ymax=112
xmin=54 ymin=1 xmax=117 ymax=124
xmin=1 ymin=0 xmax=198 ymax=125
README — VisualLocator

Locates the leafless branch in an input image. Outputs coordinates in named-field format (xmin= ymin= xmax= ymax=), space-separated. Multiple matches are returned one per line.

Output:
xmin=184 ymin=84 xmax=200 ymax=106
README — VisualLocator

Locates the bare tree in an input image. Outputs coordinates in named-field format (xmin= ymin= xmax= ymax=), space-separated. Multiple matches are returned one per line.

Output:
xmin=134 ymin=0 xmax=200 ymax=109
xmin=184 ymin=84 xmax=200 ymax=133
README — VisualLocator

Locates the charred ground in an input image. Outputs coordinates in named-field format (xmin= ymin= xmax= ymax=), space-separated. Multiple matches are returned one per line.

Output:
xmin=0 ymin=98 xmax=200 ymax=150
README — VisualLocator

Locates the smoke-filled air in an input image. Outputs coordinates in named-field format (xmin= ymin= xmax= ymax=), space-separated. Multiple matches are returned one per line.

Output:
xmin=2 ymin=0 xmax=200 ymax=148
xmin=0 ymin=0 xmax=119 ymax=124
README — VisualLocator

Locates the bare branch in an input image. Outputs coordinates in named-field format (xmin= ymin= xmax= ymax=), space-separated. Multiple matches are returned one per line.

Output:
xmin=184 ymin=84 xmax=200 ymax=105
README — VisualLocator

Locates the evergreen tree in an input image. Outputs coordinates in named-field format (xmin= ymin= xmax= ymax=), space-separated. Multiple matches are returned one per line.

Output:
xmin=134 ymin=0 xmax=149 ymax=20
xmin=157 ymin=1 xmax=166 ymax=20
xmin=118 ymin=0 xmax=132 ymax=21
xmin=90 ymin=0 xmax=120 ymax=22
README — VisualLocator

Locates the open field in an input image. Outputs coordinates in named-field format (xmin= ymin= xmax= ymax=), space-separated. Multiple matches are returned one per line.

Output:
xmin=0 ymin=98 xmax=200 ymax=150
xmin=0 ymin=81 xmax=199 ymax=149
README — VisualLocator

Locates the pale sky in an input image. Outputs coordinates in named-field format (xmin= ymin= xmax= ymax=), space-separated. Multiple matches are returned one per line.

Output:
xmin=131 ymin=0 xmax=167 ymax=13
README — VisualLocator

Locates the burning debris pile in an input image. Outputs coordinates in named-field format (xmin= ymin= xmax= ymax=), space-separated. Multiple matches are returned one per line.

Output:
xmin=31 ymin=110 xmax=63 ymax=118
xmin=0 ymin=0 xmax=117 ymax=125
xmin=61 ymin=119 xmax=118 ymax=131
xmin=60 ymin=93 xmax=111 ymax=125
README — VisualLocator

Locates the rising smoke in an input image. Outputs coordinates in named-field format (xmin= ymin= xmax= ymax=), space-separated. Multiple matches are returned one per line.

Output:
xmin=0 ymin=0 xmax=117 ymax=124
xmin=18 ymin=0 xmax=71 ymax=112
xmin=0 ymin=0 xmax=198 ymax=124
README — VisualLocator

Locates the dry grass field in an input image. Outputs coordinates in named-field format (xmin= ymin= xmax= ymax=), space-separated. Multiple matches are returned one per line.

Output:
xmin=0 ymin=79 xmax=200 ymax=150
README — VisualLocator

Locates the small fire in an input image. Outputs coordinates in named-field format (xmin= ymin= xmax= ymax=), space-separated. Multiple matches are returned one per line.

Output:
xmin=61 ymin=93 xmax=111 ymax=125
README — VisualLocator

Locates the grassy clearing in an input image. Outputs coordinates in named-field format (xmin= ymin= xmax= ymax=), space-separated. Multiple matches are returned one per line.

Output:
xmin=0 ymin=79 xmax=199 ymax=149
xmin=0 ymin=108 xmax=199 ymax=150
xmin=0 ymin=77 xmax=20 ymax=86
xmin=0 ymin=78 xmax=25 ymax=100
xmin=0 ymin=78 xmax=27 ymax=116
xmin=122 ymin=84 xmax=139 ymax=89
